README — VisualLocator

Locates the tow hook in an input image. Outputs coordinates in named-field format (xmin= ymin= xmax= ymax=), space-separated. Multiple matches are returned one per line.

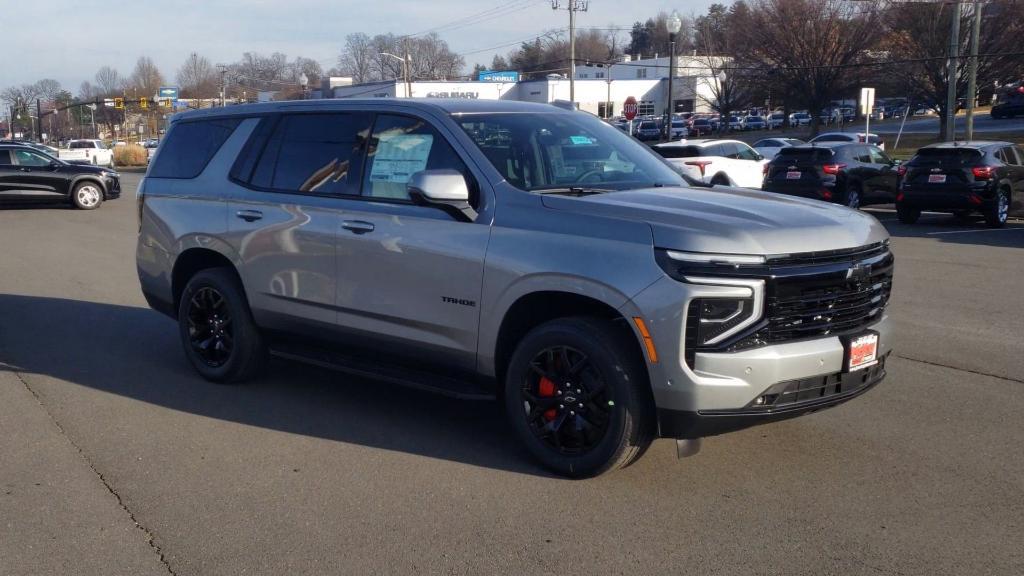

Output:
xmin=675 ymin=438 xmax=702 ymax=459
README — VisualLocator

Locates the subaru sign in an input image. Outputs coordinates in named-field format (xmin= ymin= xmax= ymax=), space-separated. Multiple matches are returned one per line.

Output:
xmin=158 ymin=86 xmax=179 ymax=101
xmin=477 ymin=71 xmax=519 ymax=83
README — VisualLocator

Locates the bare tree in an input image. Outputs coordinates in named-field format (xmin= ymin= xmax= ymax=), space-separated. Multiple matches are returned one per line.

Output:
xmin=692 ymin=6 xmax=755 ymax=130
xmin=129 ymin=56 xmax=165 ymax=98
xmin=408 ymin=33 xmax=464 ymax=80
xmin=94 ymin=66 xmax=122 ymax=96
xmin=338 ymin=33 xmax=376 ymax=84
xmin=734 ymin=0 xmax=885 ymax=136
xmin=884 ymin=0 xmax=1024 ymax=138
xmin=177 ymin=52 xmax=218 ymax=98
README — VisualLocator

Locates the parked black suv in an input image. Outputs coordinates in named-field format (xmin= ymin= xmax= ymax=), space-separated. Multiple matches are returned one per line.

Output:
xmin=896 ymin=141 xmax=1023 ymax=227
xmin=762 ymin=142 xmax=899 ymax=208
xmin=0 ymin=143 xmax=121 ymax=209
xmin=990 ymin=100 xmax=1024 ymax=119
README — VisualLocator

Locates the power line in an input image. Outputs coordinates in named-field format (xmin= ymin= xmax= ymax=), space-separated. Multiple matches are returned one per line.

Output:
xmin=404 ymin=0 xmax=544 ymax=38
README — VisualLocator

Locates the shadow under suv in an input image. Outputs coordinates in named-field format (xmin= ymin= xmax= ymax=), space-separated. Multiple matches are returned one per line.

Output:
xmin=137 ymin=99 xmax=894 ymax=478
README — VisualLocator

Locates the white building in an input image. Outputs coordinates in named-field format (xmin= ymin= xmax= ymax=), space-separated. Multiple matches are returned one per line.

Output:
xmin=329 ymin=76 xmax=714 ymax=118
xmin=575 ymin=55 xmax=729 ymax=114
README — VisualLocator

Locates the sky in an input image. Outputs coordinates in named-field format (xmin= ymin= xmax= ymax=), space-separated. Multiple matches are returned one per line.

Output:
xmin=2 ymin=0 xmax=715 ymax=94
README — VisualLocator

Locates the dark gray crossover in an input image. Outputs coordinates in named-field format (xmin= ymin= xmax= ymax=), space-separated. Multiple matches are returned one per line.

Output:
xmin=136 ymin=99 xmax=894 ymax=477
xmin=0 ymin=143 xmax=121 ymax=209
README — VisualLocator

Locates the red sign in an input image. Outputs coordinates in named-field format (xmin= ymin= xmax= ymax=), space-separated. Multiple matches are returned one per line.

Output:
xmin=623 ymin=96 xmax=638 ymax=121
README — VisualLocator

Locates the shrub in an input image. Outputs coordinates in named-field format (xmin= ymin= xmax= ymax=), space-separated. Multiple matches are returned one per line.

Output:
xmin=113 ymin=144 xmax=148 ymax=166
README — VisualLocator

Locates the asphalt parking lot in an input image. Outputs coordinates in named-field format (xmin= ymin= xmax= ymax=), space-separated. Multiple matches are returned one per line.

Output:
xmin=2 ymin=172 xmax=1022 ymax=576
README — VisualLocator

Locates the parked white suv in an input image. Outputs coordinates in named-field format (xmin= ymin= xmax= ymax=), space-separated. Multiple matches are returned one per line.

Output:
xmin=652 ymin=139 xmax=769 ymax=188
xmin=58 ymin=139 xmax=114 ymax=167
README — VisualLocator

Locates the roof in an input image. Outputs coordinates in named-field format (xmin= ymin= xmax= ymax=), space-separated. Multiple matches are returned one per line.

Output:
xmin=172 ymin=98 xmax=575 ymax=122
xmin=654 ymin=139 xmax=741 ymax=148
xmin=923 ymin=141 xmax=1011 ymax=149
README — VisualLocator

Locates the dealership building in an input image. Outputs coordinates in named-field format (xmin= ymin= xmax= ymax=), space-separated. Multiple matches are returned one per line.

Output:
xmin=327 ymin=61 xmax=723 ymax=118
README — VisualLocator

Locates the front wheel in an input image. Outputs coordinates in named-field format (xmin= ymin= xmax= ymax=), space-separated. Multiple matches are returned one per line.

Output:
xmin=71 ymin=182 xmax=103 ymax=210
xmin=984 ymin=189 xmax=1010 ymax=228
xmin=504 ymin=317 xmax=654 ymax=478
xmin=178 ymin=268 xmax=266 ymax=383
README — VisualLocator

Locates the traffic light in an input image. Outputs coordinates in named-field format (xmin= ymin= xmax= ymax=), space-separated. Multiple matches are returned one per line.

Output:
xmin=114 ymin=97 xmax=124 ymax=109
xmin=140 ymin=97 xmax=148 ymax=109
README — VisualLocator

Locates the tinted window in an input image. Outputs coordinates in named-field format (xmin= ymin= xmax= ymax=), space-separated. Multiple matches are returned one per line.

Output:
xmin=909 ymin=148 xmax=982 ymax=166
xmin=868 ymin=147 xmax=890 ymax=164
xmin=775 ymin=148 xmax=834 ymax=162
xmin=814 ymin=134 xmax=849 ymax=143
xmin=149 ymin=118 xmax=241 ymax=179
xmin=13 ymin=149 xmax=50 ymax=166
xmin=362 ymin=114 xmax=470 ymax=201
xmin=1012 ymin=146 xmax=1024 ymax=165
xmin=251 ymin=113 xmax=372 ymax=194
xmin=998 ymin=146 xmax=1021 ymax=165
xmin=0 ymin=150 xmax=11 ymax=165
xmin=654 ymin=145 xmax=703 ymax=159
xmin=735 ymin=143 xmax=760 ymax=161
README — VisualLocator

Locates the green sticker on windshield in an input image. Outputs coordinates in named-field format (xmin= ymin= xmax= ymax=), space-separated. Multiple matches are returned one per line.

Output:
xmin=569 ymin=135 xmax=593 ymax=145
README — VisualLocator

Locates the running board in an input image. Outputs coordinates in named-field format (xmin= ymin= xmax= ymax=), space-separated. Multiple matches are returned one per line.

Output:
xmin=269 ymin=348 xmax=495 ymax=401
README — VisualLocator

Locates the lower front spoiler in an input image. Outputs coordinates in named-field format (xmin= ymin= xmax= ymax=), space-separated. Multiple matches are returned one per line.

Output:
xmin=657 ymin=355 xmax=888 ymax=439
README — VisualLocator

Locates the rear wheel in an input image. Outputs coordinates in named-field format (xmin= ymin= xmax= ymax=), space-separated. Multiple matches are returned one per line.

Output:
xmin=504 ymin=317 xmax=654 ymax=478
xmin=844 ymin=182 xmax=862 ymax=209
xmin=984 ymin=188 xmax=1010 ymax=228
xmin=178 ymin=268 xmax=266 ymax=383
xmin=897 ymin=204 xmax=920 ymax=224
xmin=710 ymin=174 xmax=730 ymax=186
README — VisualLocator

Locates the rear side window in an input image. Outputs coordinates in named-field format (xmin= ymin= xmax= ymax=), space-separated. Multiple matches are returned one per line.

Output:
xmin=998 ymin=146 xmax=1021 ymax=166
xmin=250 ymin=113 xmax=373 ymax=194
xmin=654 ymin=145 xmax=702 ymax=159
xmin=0 ymin=150 xmax=11 ymax=165
xmin=149 ymin=118 xmax=241 ymax=179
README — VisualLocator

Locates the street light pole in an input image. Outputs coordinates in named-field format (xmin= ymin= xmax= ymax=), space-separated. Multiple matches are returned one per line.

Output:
xmin=965 ymin=1 xmax=982 ymax=141
xmin=663 ymin=10 xmax=683 ymax=142
xmin=380 ymin=52 xmax=412 ymax=98
xmin=944 ymin=1 xmax=961 ymax=142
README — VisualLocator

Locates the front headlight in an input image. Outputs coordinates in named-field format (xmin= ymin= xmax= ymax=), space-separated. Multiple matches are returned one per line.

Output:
xmin=689 ymin=297 xmax=757 ymax=346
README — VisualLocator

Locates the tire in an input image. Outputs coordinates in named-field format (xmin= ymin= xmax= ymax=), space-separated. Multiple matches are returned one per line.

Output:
xmin=71 ymin=181 xmax=103 ymax=210
xmin=896 ymin=204 xmax=920 ymax=224
xmin=844 ymin=182 xmax=862 ymax=209
xmin=710 ymin=174 xmax=730 ymax=186
xmin=178 ymin=268 xmax=266 ymax=384
xmin=984 ymin=188 xmax=1010 ymax=228
xmin=503 ymin=317 xmax=654 ymax=478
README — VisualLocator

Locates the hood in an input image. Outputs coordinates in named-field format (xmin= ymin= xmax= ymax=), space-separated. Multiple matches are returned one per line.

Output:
xmin=57 ymin=163 xmax=115 ymax=176
xmin=540 ymin=186 xmax=889 ymax=255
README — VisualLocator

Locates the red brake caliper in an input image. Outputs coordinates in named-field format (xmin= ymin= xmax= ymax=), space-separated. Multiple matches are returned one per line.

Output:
xmin=538 ymin=377 xmax=557 ymax=421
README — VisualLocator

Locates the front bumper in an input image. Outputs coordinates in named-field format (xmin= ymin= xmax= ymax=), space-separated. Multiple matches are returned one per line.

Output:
xmin=623 ymin=275 xmax=893 ymax=439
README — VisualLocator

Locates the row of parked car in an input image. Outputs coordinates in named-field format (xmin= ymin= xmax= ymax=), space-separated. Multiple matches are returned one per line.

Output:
xmin=651 ymin=134 xmax=1022 ymax=228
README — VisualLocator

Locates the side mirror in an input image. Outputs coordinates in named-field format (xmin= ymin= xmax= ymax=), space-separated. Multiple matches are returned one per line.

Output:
xmin=407 ymin=169 xmax=477 ymax=222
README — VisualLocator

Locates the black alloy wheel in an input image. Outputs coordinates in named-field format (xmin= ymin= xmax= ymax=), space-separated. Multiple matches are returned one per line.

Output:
xmin=186 ymin=286 xmax=234 ymax=368
xmin=178 ymin=268 xmax=266 ymax=383
xmin=504 ymin=317 xmax=654 ymax=478
xmin=520 ymin=345 xmax=612 ymax=455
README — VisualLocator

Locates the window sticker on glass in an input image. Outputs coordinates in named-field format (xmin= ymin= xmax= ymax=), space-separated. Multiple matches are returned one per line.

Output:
xmin=569 ymin=135 xmax=593 ymax=145
xmin=369 ymin=133 xmax=433 ymax=183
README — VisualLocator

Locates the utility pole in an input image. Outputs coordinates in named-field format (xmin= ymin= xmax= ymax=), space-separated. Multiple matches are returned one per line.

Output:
xmin=944 ymin=1 xmax=961 ymax=142
xmin=965 ymin=1 xmax=982 ymax=141
xmin=219 ymin=65 xmax=227 ymax=107
xmin=404 ymin=38 xmax=412 ymax=99
xmin=36 ymin=99 xmax=42 ymax=142
xmin=552 ymin=0 xmax=589 ymax=105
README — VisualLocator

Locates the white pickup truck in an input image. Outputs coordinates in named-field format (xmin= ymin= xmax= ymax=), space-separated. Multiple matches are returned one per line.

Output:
xmin=58 ymin=140 xmax=115 ymax=167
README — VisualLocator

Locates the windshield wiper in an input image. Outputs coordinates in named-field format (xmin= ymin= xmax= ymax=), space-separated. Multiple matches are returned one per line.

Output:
xmin=532 ymin=186 xmax=616 ymax=196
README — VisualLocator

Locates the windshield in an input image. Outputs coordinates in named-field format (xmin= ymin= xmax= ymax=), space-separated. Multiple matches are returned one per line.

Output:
xmin=456 ymin=112 xmax=685 ymax=192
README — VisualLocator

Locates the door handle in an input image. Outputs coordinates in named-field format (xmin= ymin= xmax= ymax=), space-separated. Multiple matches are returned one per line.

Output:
xmin=341 ymin=220 xmax=375 ymax=234
xmin=235 ymin=209 xmax=263 ymax=222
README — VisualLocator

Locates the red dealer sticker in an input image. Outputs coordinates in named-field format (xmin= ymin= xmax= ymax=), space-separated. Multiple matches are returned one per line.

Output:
xmin=847 ymin=333 xmax=879 ymax=371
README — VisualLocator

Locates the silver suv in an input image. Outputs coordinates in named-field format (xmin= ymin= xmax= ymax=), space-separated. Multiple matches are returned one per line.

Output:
xmin=137 ymin=100 xmax=894 ymax=478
